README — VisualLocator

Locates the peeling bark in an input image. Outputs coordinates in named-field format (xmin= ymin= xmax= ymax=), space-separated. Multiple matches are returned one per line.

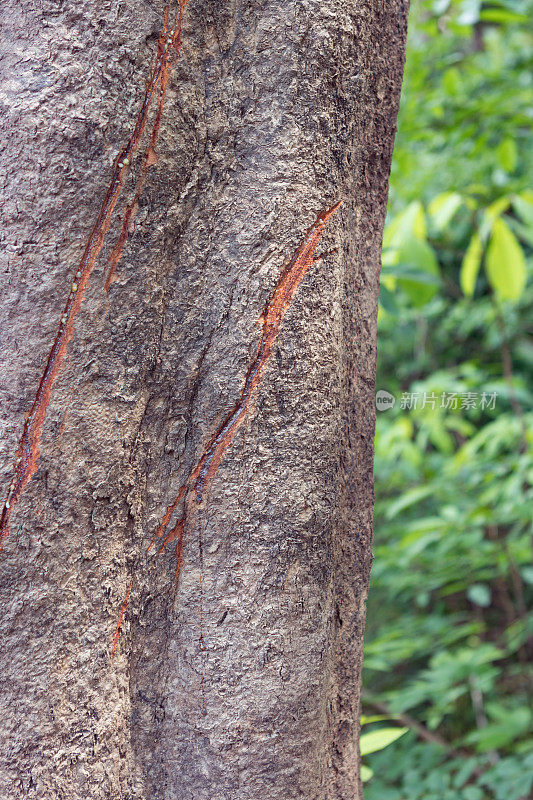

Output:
xmin=0 ymin=1 xmax=408 ymax=798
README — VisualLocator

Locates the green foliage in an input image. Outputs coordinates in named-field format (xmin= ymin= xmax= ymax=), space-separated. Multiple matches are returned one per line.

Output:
xmin=364 ymin=1 xmax=533 ymax=797
xmin=360 ymin=727 xmax=409 ymax=757
xmin=366 ymin=735 xmax=533 ymax=800
xmin=485 ymin=217 xmax=527 ymax=301
xmin=389 ymin=0 xmax=533 ymax=210
xmin=359 ymin=722 xmax=409 ymax=782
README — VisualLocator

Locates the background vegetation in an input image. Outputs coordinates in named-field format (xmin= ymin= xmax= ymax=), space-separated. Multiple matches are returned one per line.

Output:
xmin=362 ymin=1 xmax=533 ymax=797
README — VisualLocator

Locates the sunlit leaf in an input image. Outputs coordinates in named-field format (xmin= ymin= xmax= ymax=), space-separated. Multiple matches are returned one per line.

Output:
xmin=443 ymin=67 xmax=462 ymax=96
xmin=361 ymin=765 xmax=374 ymax=782
xmin=512 ymin=193 xmax=533 ymax=228
xmin=460 ymin=231 xmax=483 ymax=297
xmin=485 ymin=217 xmax=527 ymax=301
xmin=360 ymin=727 xmax=409 ymax=756
xmin=360 ymin=714 xmax=393 ymax=725
xmin=480 ymin=9 xmax=528 ymax=24
xmin=428 ymin=192 xmax=463 ymax=231
xmin=467 ymin=584 xmax=491 ymax=608
xmin=497 ymin=138 xmax=517 ymax=172
xmin=383 ymin=201 xmax=427 ymax=249
xmin=480 ymin=196 xmax=511 ymax=241
xmin=458 ymin=0 xmax=481 ymax=25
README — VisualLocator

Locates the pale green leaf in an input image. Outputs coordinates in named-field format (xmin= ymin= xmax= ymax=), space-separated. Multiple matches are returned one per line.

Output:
xmin=378 ymin=283 xmax=399 ymax=315
xmin=507 ymin=217 xmax=533 ymax=249
xmin=480 ymin=9 xmax=528 ymax=24
xmin=385 ymin=484 xmax=434 ymax=520
xmin=485 ymin=218 xmax=527 ymax=302
xmin=383 ymin=265 xmax=441 ymax=285
xmin=521 ymin=567 xmax=533 ymax=586
xmin=428 ymin=192 xmax=463 ymax=231
xmin=467 ymin=584 xmax=491 ymax=608
xmin=443 ymin=67 xmax=462 ymax=96
xmin=460 ymin=231 xmax=483 ymax=297
xmin=497 ymin=138 xmax=517 ymax=173
xmin=480 ymin=196 xmax=511 ymax=241
xmin=383 ymin=201 xmax=426 ymax=249
xmin=360 ymin=714 xmax=393 ymax=725
xmin=361 ymin=765 xmax=374 ymax=782
xmin=359 ymin=727 xmax=409 ymax=756
xmin=512 ymin=193 xmax=533 ymax=228
xmin=458 ymin=0 xmax=481 ymax=25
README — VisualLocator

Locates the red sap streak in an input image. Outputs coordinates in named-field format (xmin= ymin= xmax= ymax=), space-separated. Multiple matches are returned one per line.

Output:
xmin=0 ymin=2 xmax=188 ymax=549
xmin=111 ymin=580 xmax=132 ymax=658
xmin=104 ymin=70 xmax=167 ymax=292
xmin=192 ymin=200 xmax=342 ymax=501
xmin=104 ymin=0 xmax=188 ymax=292
xmin=147 ymin=483 xmax=187 ymax=553
xmin=155 ymin=201 xmax=342 ymax=553
xmin=112 ymin=201 xmax=341 ymax=655
xmin=163 ymin=517 xmax=186 ymax=579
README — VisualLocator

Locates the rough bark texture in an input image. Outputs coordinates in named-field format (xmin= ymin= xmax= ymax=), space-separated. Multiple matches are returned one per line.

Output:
xmin=0 ymin=1 xmax=408 ymax=798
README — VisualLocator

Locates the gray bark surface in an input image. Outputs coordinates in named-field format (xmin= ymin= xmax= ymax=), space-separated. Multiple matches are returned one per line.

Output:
xmin=0 ymin=1 xmax=408 ymax=798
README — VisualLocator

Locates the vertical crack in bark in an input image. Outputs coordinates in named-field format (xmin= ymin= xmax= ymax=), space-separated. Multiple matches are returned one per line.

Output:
xmin=112 ymin=201 xmax=342 ymax=654
xmin=0 ymin=0 xmax=189 ymax=550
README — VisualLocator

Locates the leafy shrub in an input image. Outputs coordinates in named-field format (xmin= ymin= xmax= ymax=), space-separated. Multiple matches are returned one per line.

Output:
xmin=364 ymin=2 xmax=533 ymax=797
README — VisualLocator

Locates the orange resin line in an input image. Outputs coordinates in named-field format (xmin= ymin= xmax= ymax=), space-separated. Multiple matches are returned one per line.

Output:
xmin=0 ymin=1 xmax=188 ymax=550
xmin=192 ymin=200 xmax=342 ymax=502
xmin=157 ymin=201 xmax=342 ymax=552
xmin=104 ymin=0 xmax=188 ymax=291
xmin=111 ymin=580 xmax=132 ymax=657
xmin=103 ymin=68 xmax=168 ymax=292
xmin=112 ymin=201 xmax=341 ymax=655
xmin=146 ymin=483 xmax=187 ymax=552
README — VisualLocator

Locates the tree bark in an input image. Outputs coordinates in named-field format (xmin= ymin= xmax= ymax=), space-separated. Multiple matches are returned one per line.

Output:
xmin=0 ymin=1 xmax=408 ymax=798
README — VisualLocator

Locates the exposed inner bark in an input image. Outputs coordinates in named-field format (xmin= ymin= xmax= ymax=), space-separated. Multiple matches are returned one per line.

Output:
xmin=0 ymin=1 xmax=408 ymax=798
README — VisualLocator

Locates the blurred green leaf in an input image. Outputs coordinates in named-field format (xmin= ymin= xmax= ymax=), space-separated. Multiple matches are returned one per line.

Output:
xmin=396 ymin=237 xmax=441 ymax=306
xmin=512 ymin=193 xmax=533 ymax=228
xmin=467 ymin=583 xmax=491 ymax=607
xmin=383 ymin=265 xmax=442 ymax=286
xmin=464 ymin=707 xmax=531 ymax=752
xmin=379 ymin=282 xmax=400 ymax=315
xmin=521 ymin=566 xmax=533 ymax=585
xmin=458 ymin=0 xmax=481 ymax=25
xmin=497 ymin=138 xmax=518 ymax=173
xmin=480 ymin=196 xmax=511 ymax=241
xmin=443 ymin=67 xmax=462 ymax=96
xmin=460 ymin=231 xmax=483 ymax=297
xmin=428 ymin=192 xmax=464 ymax=231
xmin=384 ymin=201 xmax=427 ymax=249
xmin=360 ymin=728 xmax=409 ymax=756
xmin=485 ymin=217 xmax=527 ymax=301
xmin=365 ymin=3 xmax=533 ymax=797
xmin=480 ymin=9 xmax=528 ymax=24
xmin=361 ymin=715 xmax=394 ymax=725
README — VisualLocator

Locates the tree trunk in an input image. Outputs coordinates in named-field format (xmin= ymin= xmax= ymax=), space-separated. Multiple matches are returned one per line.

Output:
xmin=0 ymin=1 xmax=408 ymax=798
